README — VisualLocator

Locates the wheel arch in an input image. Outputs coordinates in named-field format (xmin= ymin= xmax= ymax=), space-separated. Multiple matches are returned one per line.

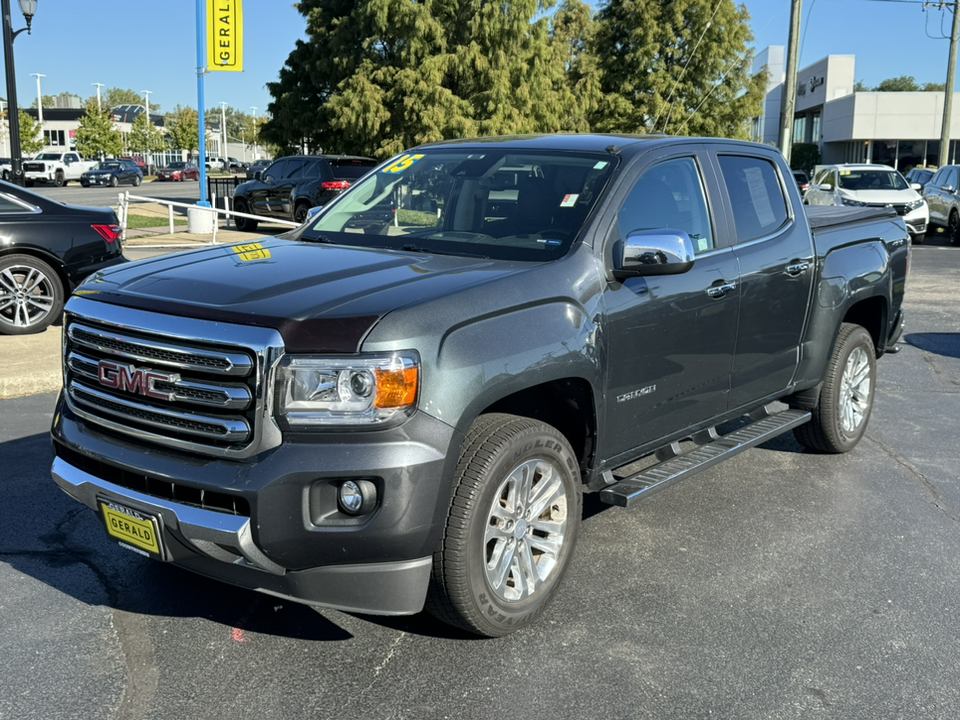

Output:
xmin=473 ymin=378 xmax=598 ymax=484
xmin=0 ymin=246 xmax=70 ymax=291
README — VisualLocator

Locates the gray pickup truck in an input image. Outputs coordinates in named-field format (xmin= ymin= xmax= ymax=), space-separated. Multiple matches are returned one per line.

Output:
xmin=51 ymin=135 xmax=908 ymax=637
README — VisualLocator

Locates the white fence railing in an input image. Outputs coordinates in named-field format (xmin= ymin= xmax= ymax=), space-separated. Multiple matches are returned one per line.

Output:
xmin=116 ymin=191 xmax=300 ymax=247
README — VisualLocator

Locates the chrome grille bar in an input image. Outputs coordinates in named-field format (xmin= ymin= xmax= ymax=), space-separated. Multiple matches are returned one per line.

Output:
xmin=69 ymin=381 xmax=251 ymax=442
xmin=68 ymin=352 xmax=253 ymax=410
xmin=68 ymin=322 xmax=253 ymax=377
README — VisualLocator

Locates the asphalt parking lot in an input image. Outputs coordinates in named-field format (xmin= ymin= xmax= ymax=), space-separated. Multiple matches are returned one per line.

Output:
xmin=1 ymin=229 xmax=959 ymax=720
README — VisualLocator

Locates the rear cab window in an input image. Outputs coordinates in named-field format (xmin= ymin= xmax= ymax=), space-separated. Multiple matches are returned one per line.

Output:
xmin=717 ymin=155 xmax=789 ymax=243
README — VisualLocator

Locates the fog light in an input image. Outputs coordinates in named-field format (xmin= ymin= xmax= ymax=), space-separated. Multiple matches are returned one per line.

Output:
xmin=338 ymin=479 xmax=377 ymax=515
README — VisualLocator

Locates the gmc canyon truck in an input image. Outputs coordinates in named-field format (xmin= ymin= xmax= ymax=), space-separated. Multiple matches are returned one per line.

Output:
xmin=51 ymin=135 xmax=908 ymax=637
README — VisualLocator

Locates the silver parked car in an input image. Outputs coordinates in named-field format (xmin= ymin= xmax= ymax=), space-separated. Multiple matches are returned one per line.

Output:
xmin=922 ymin=165 xmax=960 ymax=242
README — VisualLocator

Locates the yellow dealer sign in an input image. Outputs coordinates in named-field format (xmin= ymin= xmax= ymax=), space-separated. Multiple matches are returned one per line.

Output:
xmin=207 ymin=0 xmax=244 ymax=72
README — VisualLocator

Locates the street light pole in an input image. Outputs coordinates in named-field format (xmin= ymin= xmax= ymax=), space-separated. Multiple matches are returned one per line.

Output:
xmin=30 ymin=71 xmax=43 ymax=124
xmin=92 ymin=81 xmax=103 ymax=110
xmin=219 ymin=101 xmax=227 ymax=159
xmin=250 ymin=105 xmax=257 ymax=159
xmin=2 ymin=0 xmax=38 ymax=186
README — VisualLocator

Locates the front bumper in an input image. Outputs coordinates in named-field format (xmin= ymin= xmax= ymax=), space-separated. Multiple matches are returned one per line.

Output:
xmin=51 ymin=396 xmax=462 ymax=615
xmin=904 ymin=205 xmax=929 ymax=236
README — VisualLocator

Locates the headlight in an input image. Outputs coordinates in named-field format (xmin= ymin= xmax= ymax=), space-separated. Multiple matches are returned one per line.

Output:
xmin=841 ymin=197 xmax=866 ymax=207
xmin=276 ymin=352 xmax=419 ymax=427
xmin=906 ymin=198 xmax=924 ymax=211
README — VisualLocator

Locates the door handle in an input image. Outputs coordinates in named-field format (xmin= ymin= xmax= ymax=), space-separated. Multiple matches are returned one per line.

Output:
xmin=706 ymin=282 xmax=737 ymax=298
xmin=785 ymin=261 xmax=810 ymax=277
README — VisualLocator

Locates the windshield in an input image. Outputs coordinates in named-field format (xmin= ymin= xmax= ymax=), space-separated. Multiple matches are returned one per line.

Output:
xmin=168 ymin=162 xmax=186 ymax=169
xmin=838 ymin=169 xmax=908 ymax=191
xmin=37 ymin=153 xmax=62 ymax=160
xmin=99 ymin=162 xmax=122 ymax=170
xmin=300 ymin=148 xmax=616 ymax=261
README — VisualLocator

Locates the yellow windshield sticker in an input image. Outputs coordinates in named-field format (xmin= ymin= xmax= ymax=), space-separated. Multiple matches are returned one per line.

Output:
xmin=382 ymin=154 xmax=425 ymax=174
xmin=231 ymin=243 xmax=271 ymax=262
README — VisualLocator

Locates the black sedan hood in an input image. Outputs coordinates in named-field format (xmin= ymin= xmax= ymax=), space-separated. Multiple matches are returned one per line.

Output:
xmin=80 ymin=236 xmax=531 ymax=352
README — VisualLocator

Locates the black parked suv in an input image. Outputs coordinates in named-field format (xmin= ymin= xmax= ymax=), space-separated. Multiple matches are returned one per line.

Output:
xmin=232 ymin=154 xmax=377 ymax=230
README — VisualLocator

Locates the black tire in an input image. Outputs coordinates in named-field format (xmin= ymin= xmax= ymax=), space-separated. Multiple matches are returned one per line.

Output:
xmin=794 ymin=323 xmax=876 ymax=453
xmin=233 ymin=198 xmax=259 ymax=232
xmin=950 ymin=212 xmax=959 ymax=244
xmin=426 ymin=413 xmax=582 ymax=637
xmin=133 ymin=174 xmax=142 ymax=187
xmin=53 ymin=171 xmax=64 ymax=187
xmin=294 ymin=202 xmax=311 ymax=224
xmin=109 ymin=175 xmax=119 ymax=188
xmin=0 ymin=254 xmax=64 ymax=335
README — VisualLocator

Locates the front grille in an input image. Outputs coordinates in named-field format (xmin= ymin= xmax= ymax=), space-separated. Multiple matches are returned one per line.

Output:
xmin=63 ymin=308 xmax=278 ymax=455
xmin=55 ymin=444 xmax=251 ymax=516
xmin=864 ymin=202 xmax=909 ymax=216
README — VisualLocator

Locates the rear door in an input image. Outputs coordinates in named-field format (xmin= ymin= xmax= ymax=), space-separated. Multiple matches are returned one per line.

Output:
xmin=710 ymin=150 xmax=815 ymax=409
xmin=271 ymin=157 xmax=307 ymax=218
xmin=600 ymin=145 xmax=740 ymax=459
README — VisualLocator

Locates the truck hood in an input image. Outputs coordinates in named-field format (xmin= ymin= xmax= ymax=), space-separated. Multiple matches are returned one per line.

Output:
xmin=79 ymin=236 xmax=532 ymax=352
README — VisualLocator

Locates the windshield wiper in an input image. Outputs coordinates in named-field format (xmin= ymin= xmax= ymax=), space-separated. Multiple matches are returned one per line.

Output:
xmin=400 ymin=243 xmax=488 ymax=259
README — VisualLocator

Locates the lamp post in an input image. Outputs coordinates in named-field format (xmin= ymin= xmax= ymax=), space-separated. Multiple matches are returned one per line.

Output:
xmin=2 ymin=0 xmax=37 ymax=186
xmin=219 ymin=101 xmax=227 ymax=159
xmin=30 ymin=71 xmax=42 ymax=123
xmin=250 ymin=105 xmax=258 ymax=159
xmin=92 ymin=81 xmax=103 ymax=110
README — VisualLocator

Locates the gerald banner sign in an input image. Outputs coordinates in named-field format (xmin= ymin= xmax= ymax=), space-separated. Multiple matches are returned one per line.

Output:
xmin=207 ymin=0 xmax=244 ymax=72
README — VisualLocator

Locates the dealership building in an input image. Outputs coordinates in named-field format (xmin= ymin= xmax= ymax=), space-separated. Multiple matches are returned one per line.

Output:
xmin=753 ymin=46 xmax=957 ymax=171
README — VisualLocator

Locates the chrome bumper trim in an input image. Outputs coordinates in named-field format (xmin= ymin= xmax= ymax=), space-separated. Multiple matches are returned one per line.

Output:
xmin=51 ymin=456 xmax=285 ymax=575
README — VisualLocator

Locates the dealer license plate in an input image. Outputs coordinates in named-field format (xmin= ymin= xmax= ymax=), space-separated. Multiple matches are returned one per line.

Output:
xmin=100 ymin=500 xmax=163 ymax=557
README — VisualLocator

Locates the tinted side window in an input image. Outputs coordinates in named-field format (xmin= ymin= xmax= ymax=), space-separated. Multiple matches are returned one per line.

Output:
xmin=0 ymin=194 xmax=30 ymax=213
xmin=284 ymin=158 xmax=308 ymax=179
xmin=618 ymin=156 xmax=714 ymax=253
xmin=946 ymin=167 xmax=959 ymax=190
xmin=717 ymin=155 xmax=789 ymax=243
xmin=301 ymin=160 xmax=320 ymax=179
xmin=931 ymin=168 xmax=947 ymax=187
xmin=263 ymin=160 xmax=287 ymax=182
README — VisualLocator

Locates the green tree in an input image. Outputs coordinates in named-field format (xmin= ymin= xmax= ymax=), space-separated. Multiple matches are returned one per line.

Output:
xmin=18 ymin=109 xmax=43 ymax=156
xmin=164 ymin=105 xmax=200 ymax=159
xmin=74 ymin=98 xmax=124 ymax=159
xmin=128 ymin=111 xmax=165 ymax=161
xmin=590 ymin=0 xmax=765 ymax=138
xmin=921 ymin=82 xmax=946 ymax=92
xmin=853 ymin=80 xmax=869 ymax=92
xmin=264 ymin=0 xmax=587 ymax=158
xmin=873 ymin=75 xmax=919 ymax=92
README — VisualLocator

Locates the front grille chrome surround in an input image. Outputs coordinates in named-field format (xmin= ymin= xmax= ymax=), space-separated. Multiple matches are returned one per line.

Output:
xmin=62 ymin=296 xmax=285 ymax=458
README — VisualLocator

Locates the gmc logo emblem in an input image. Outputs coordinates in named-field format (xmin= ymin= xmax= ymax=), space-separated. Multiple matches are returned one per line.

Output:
xmin=97 ymin=360 xmax=179 ymax=401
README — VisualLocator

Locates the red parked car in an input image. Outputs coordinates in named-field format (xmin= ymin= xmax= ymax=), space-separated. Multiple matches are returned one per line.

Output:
xmin=156 ymin=161 xmax=200 ymax=182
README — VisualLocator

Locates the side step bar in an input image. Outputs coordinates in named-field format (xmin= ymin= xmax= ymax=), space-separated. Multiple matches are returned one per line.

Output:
xmin=599 ymin=409 xmax=811 ymax=508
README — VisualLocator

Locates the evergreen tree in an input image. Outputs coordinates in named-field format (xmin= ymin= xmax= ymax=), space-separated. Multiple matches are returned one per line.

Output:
xmin=74 ymin=99 xmax=124 ymax=159
xmin=164 ymin=105 xmax=200 ymax=159
xmin=590 ymin=0 xmax=765 ymax=139
xmin=264 ymin=0 xmax=585 ymax=158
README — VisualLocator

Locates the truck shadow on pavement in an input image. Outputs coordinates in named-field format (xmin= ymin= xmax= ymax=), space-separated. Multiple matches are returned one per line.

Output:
xmin=1 ymin=431 xmax=356 ymax=641
xmin=905 ymin=332 xmax=960 ymax=359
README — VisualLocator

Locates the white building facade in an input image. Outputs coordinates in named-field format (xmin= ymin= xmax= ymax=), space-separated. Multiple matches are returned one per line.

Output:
xmin=753 ymin=46 xmax=956 ymax=171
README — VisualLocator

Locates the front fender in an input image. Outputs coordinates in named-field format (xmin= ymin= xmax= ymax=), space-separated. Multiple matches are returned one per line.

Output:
xmin=430 ymin=300 xmax=601 ymax=436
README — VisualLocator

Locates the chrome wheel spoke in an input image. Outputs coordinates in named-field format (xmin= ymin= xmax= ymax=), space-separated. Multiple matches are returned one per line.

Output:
xmin=483 ymin=457 xmax=569 ymax=604
xmin=0 ymin=269 xmax=22 ymax=293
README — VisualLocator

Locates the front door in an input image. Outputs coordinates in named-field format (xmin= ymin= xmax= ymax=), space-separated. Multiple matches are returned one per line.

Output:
xmin=600 ymin=148 xmax=740 ymax=461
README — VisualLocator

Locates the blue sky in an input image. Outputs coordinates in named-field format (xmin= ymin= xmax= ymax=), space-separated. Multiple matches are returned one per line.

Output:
xmin=5 ymin=0 xmax=954 ymax=118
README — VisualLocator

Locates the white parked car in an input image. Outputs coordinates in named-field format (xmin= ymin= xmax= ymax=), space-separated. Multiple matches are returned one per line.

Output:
xmin=805 ymin=163 xmax=929 ymax=243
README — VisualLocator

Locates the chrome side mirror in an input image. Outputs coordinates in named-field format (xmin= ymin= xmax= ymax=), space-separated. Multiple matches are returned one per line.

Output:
xmin=615 ymin=229 xmax=696 ymax=278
